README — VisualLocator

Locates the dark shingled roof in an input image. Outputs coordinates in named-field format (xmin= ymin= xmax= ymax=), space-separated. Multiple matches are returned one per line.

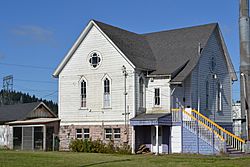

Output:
xmin=0 ymin=102 xmax=41 ymax=123
xmin=143 ymin=23 xmax=217 ymax=82
xmin=94 ymin=20 xmax=217 ymax=82
xmin=94 ymin=20 xmax=156 ymax=70
xmin=130 ymin=113 xmax=171 ymax=121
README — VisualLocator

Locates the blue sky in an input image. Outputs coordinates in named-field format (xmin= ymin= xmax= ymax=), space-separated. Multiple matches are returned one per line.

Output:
xmin=0 ymin=0 xmax=240 ymax=102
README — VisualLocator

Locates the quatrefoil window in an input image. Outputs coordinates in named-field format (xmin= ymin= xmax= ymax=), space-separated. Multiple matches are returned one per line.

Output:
xmin=89 ymin=52 xmax=101 ymax=68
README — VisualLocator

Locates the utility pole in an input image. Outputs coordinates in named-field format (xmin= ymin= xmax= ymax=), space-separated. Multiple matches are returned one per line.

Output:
xmin=122 ymin=65 xmax=128 ymax=142
xmin=239 ymin=0 xmax=250 ymax=140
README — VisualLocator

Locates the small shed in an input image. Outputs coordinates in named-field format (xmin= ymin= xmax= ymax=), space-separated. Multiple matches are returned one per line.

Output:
xmin=0 ymin=102 xmax=60 ymax=151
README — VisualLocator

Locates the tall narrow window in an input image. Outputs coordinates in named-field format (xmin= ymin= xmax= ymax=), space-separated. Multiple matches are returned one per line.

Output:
xmin=81 ymin=80 xmax=86 ymax=108
xmin=217 ymin=83 xmax=222 ymax=112
xmin=154 ymin=88 xmax=160 ymax=106
xmin=206 ymin=80 xmax=209 ymax=110
xmin=103 ymin=78 xmax=111 ymax=108
xmin=139 ymin=78 xmax=144 ymax=108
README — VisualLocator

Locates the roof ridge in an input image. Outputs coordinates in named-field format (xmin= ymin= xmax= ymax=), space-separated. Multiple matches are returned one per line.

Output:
xmin=92 ymin=19 xmax=140 ymax=35
xmin=142 ymin=23 xmax=218 ymax=36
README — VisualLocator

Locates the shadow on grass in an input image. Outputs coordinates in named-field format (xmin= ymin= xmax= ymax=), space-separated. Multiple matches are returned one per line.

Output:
xmin=79 ymin=159 xmax=131 ymax=167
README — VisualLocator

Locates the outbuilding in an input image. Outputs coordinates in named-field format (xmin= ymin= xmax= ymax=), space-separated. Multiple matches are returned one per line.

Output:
xmin=0 ymin=102 xmax=60 ymax=151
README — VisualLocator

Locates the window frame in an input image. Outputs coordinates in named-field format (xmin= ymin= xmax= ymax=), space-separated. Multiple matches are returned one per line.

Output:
xmin=217 ymin=82 xmax=222 ymax=112
xmin=104 ymin=128 xmax=113 ymax=140
xmin=139 ymin=77 xmax=145 ymax=108
xmin=75 ymin=128 xmax=90 ymax=139
xmin=88 ymin=51 xmax=102 ymax=69
xmin=104 ymin=128 xmax=121 ymax=140
xmin=76 ymin=129 xmax=83 ymax=139
xmin=102 ymin=75 xmax=112 ymax=109
xmin=80 ymin=79 xmax=87 ymax=109
xmin=154 ymin=88 xmax=161 ymax=106
xmin=113 ymin=128 xmax=121 ymax=139
xmin=205 ymin=80 xmax=210 ymax=110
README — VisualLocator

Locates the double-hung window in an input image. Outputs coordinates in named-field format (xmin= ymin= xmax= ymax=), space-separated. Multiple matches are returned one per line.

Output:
xmin=154 ymin=88 xmax=160 ymax=106
xmin=103 ymin=78 xmax=111 ymax=108
xmin=206 ymin=80 xmax=209 ymax=110
xmin=105 ymin=128 xmax=112 ymax=139
xmin=217 ymin=83 xmax=222 ymax=112
xmin=81 ymin=80 xmax=87 ymax=108
xmin=139 ymin=78 xmax=144 ymax=108
xmin=76 ymin=128 xmax=90 ymax=139
xmin=104 ymin=128 xmax=121 ymax=140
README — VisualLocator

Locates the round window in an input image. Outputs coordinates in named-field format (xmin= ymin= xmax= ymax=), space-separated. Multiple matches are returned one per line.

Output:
xmin=89 ymin=51 xmax=101 ymax=68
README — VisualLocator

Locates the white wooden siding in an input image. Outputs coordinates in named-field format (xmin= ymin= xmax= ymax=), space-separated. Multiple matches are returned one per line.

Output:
xmin=171 ymin=30 xmax=232 ymax=124
xmin=171 ymin=126 xmax=182 ymax=153
xmin=191 ymin=30 xmax=232 ymax=123
xmin=59 ymin=25 xmax=135 ymax=125
xmin=146 ymin=78 xmax=171 ymax=113
xmin=0 ymin=125 xmax=12 ymax=149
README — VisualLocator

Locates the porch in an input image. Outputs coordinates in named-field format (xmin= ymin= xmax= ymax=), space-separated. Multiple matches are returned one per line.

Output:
xmin=130 ymin=113 xmax=172 ymax=155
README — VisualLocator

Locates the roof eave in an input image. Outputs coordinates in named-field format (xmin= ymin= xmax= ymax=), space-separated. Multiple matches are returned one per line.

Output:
xmin=53 ymin=20 xmax=95 ymax=78
xmin=53 ymin=20 xmax=137 ymax=77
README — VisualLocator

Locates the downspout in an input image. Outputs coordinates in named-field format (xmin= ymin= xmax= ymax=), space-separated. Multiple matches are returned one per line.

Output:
xmin=196 ymin=43 xmax=202 ymax=154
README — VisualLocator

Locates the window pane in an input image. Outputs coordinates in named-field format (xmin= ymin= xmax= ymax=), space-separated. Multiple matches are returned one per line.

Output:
xmin=154 ymin=88 xmax=160 ymax=105
xmin=84 ymin=129 xmax=89 ymax=133
xmin=106 ymin=134 xmax=112 ymax=139
xmin=114 ymin=134 xmax=120 ymax=139
xmin=84 ymin=134 xmax=89 ymax=139
xmin=76 ymin=134 xmax=82 ymax=139
xmin=76 ymin=129 xmax=82 ymax=133
xmin=114 ymin=128 xmax=120 ymax=133
xmin=81 ymin=80 xmax=87 ymax=107
xmin=105 ymin=128 xmax=112 ymax=133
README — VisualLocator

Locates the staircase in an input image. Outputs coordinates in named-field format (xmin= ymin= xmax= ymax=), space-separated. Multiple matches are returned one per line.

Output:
xmin=172 ymin=108 xmax=245 ymax=154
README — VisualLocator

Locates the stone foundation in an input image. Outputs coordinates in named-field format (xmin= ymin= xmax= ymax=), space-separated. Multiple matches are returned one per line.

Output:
xmin=59 ymin=124 xmax=132 ymax=150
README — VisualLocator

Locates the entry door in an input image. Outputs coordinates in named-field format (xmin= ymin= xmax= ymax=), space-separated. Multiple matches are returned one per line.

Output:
xmin=13 ymin=127 xmax=22 ymax=150
xmin=151 ymin=126 xmax=162 ymax=153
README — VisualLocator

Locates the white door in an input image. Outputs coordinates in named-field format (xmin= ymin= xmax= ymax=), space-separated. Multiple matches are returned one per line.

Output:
xmin=151 ymin=126 xmax=162 ymax=153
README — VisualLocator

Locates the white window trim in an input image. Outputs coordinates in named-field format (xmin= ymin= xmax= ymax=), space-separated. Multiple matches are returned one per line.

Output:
xmin=75 ymin=128 xmax=90 ymax=139
xmin=139 ymin=76 xmax=146 ymax=109
xmin=87 ymin=50 xmax=102 ymax=70
xmin=79 ymin=76 xmax=88 ymax=110
xmin=83 ymin=128 xmax=90 ymax=139
xmin=104 ymin=128 xmax=113 ymax=140
xmin=205 ymin=80 xmax=210 ymax=110
xmin=154 ymin=87 xmax=161 ymax=107
xmin=104 ymin=128 xmax=121 ymax=140
xmin=113 ymin=128 xmax=121 ymax=140
xmin=76 ymin=129 xmax=82 ymax=139
xmin=217 ymin=83 xmax=222 ymax=112
xmin=102 ymin=74 xmax=112 ymax=109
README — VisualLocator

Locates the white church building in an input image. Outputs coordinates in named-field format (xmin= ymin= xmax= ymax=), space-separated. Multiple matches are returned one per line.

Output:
xmin=53 ymin=20 xmax=244 ymax=154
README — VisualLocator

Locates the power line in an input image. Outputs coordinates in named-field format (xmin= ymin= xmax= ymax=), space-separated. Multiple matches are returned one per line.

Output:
xmin=14 ymin=78 xmax=57 ymax=84
xmin=42 ymin=91 xmax=58 ymax=98
xmin=0 ymin=62 xmax=54 ymax=70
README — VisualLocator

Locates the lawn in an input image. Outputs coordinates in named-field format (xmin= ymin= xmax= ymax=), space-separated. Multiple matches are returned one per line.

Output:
xmin=0 ymin=150 xmax=250 ymax=167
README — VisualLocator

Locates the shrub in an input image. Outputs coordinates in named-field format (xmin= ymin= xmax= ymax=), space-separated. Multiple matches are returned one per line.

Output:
xmin=69 ymin=138 xmax=131 ymax=154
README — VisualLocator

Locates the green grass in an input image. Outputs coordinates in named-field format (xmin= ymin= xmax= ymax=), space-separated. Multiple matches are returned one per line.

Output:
xmin=0 ymin=150 xmax=250 ymax=167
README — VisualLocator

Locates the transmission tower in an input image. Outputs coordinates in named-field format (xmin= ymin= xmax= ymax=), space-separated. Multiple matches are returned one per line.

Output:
xmin=2 ymin=75 xmax=13 ymax=104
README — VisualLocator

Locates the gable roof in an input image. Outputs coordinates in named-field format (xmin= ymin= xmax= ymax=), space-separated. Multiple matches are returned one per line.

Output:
xmin=143 ymin=23 xmax=217 ymax=82
xmin=94 ymin=20 xmax=156 ymax=70
xmin=0 ymin=102 xmax=56 ymax=124
xmin=53 ymin=20 xmax=236 ymax=82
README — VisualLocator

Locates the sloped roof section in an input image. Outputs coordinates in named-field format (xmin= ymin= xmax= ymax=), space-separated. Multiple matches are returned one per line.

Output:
xmin=143 ymin=23 xmax=217 ymax=82
xmin=94 ymin=20 xmax=156 ymax=70
xmin=0 ymin=102 xmax=56 ymax=124
xmin=54 ymin=20 xmax=235 ymax=82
